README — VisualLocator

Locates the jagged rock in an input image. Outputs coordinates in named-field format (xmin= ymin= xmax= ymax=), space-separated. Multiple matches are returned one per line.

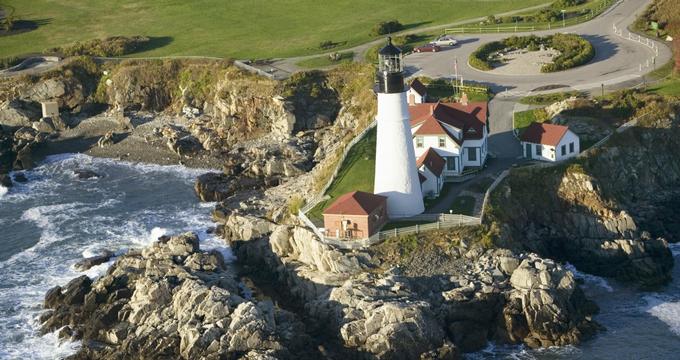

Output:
xmin=12 ymin=172 xmax=27 ymax=183
xmin=73 ymin=250 xmax=115 ymax=271
xmin=167 ymin=135 xmax=203 ymax=156
xmin=74 ymin=169 xmax=101 ymax=180
xmin=0 ymin=100 xmax=37 ymax=127
xmin=97 ymin=131 xmax=115 ymax=148
xmin=194 ymin=172 xmax=265 ymax=202
xmin=32 ymin=118 xmax=56 ymax=133
xmin=40 ymin=232 xmax=313 ymax=359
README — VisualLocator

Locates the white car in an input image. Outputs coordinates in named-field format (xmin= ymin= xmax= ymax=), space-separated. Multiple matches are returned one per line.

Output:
xmin=431 ymin=35 xmax=458 ymax=46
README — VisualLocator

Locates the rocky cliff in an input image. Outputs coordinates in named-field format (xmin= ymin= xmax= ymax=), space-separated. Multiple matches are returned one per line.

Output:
xmin=41 ymin=232 xmax=321 ymax=360
xmin=487 ymin=107 xmax=680 ymax=286
xmin=220 ymin=213 xmax=599 ymax=358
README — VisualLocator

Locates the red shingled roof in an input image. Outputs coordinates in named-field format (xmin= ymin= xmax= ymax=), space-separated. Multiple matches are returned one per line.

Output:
xmin=410 ymin=79 xmax=427 ymax=96
xmin=323 ymin=191 xmax=387 ymax=216
xmin=416 ymin=148 xmax=445 ymax=176
xmin=520 ymin=122 xmax=569 ymax=146
xmin=409 ymin=102 xmax=487 ymax=141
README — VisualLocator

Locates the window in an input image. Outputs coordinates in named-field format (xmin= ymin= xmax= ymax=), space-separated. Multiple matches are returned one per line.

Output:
xmin=416 ymin=136 xmax=423 ymax=148
xmin=569 ymin=142 xmax=574 ymax=153
xmin=468 ymin=148 xmax=477 ymax=161
xmin=438 ymin=136 xmax=446 ymax=147
xmin=561 ymin=145 xmax=566 ymax=156
xmin=535 ymin=144 xmax=541 ymax=156
xmin=446 ymin=156 xmax=456 ymax=171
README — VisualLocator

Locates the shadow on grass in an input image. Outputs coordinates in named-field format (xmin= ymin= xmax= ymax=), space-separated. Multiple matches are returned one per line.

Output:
xmin=0 ymin=18 xmax=52 ymax=37
xmin=135 ymin=36 xmax=174 ymax=54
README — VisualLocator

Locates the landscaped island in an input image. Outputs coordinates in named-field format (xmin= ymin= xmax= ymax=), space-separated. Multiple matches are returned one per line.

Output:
xmin=469 ymin=33 xmax=595 ymax=74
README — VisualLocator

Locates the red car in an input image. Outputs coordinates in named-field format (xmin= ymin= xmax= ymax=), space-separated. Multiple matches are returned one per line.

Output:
xmin=414 ymin=43 xmax=442 ymax=53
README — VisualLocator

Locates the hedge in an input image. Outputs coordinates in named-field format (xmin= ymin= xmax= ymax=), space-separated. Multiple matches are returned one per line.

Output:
xmin=469 ymin=41 xmax=505 ymax=71
xmin=370 ymin=20 xmax=403 ymax=36
xmin=468 ymin=33 xmax=594 ymax=73
xmin=541 ymin=33 xmax=595 ymax=73
xmin=46 ymin=36 xmax=151 ymax=57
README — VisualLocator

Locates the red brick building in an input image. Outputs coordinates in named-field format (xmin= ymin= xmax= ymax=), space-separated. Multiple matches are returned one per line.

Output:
xmin=322 ymin=191 xmax=388 ymax=239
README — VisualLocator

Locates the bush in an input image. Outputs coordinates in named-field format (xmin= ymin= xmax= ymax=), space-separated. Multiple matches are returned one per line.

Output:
xmin=319 ymin=40 xmax=335 ymax=50
xmin=553 ymin=0 xmax=586 ymax=8
xmin=468 ymin=41 xmax=505 ymax=70
xmin=0 ymin=56 xmax=22 ymax=70
xmin=542 ymin=33 xmax=594 ymax=72
xmin=370 ymin=20 xmax=403 ymax=36
xmin=46 ymin=36 xmax=151 ymax=57
xmin=287 ymin=195 xmax=306 ymax=216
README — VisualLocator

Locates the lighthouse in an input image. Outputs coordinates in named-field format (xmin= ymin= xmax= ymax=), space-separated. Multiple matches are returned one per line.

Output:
xmin=373 ymin=38 xmax=424 ymax=218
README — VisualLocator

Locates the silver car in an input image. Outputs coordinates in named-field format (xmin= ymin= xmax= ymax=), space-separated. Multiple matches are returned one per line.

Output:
xmin=431 ymin=35 xmax=458 ymax=46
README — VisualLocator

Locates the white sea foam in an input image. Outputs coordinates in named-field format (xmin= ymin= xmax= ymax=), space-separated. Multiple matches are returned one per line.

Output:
xmin=645 ymin=296 xmax=680 ymax=337
xmin=0 ymin=185 xmax=7 ymax=199
xmin=0 ymin=152 xmax=227 ymax=359
xmin=564 ymin=263 xmax=614 ymax=292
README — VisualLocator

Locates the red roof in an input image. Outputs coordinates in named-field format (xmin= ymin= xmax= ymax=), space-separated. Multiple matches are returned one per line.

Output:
xmin=520 ymin=122 xmax=569 ymax=146
xmin=323 ymin=191 xmax=387 ymax=216
xmin=416 ymin=148 xmax=445 ymax=176
xmin=409 ymin=102 xmax=487 ymax=141
xmin=410 ymin=79 xmax=427 ymax=96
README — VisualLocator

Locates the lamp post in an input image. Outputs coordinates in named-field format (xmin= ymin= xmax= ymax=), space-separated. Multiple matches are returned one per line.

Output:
xmin=561 ymin=10 xmax=566 ymax=28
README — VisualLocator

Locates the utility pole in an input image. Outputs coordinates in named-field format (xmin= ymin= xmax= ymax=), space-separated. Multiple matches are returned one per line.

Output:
xmin=601 ymin=83 xmax=604 ymax=98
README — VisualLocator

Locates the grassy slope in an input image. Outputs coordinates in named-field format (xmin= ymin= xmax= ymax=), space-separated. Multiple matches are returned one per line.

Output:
xmin=514 ymin=108 xmax=548 ymax=133
xmin=307 ymin=127 xmax=376 ymax=221
xmin=0 ymin=0 xmax=546 ymax=59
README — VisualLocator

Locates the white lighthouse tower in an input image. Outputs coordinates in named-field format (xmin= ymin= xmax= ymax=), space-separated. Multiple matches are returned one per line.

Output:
xmin=373 ymin=38 xmax=424 ymax=218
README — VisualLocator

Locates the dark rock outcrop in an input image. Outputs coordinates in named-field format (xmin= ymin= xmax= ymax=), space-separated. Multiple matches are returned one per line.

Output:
xmin=487 ymin=112 xmax=680 ymax=286
xmin=41 ymin=232 xmax=319 ymax=359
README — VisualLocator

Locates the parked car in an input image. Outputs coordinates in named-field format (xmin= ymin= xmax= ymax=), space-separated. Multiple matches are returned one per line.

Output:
xmin=431 ymin=35 xmax=458 ymax=46
xmin=414 ymin=43 xmax=442 ymax=53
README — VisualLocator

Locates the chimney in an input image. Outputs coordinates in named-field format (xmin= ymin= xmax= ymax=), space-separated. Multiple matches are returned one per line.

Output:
xmin=460 ymin=92 xmax=469 ymax=106
xmin=408 ymin=93 xmax=415 ymax=106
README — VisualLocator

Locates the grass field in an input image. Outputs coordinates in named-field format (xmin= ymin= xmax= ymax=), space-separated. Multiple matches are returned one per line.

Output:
xmin=448 ymin=195 xmax=476 ymax=215
xmin=513 ymin=108 xmax=549 ymax=133
xmin=0 ymin=0 xmax=548 ymax=59
xmin=296 ymin=51 xmax=354 ymax=69
xmin=307 ymin=127 xmax=376 ymax=221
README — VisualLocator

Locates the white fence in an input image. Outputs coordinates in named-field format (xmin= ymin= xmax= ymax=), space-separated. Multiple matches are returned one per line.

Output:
xmin=612 ymin=23 xmax=662 ymax=74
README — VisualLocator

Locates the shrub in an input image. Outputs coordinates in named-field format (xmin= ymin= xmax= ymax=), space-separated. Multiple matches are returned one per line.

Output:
xmin=46 ymin=36 xmax=151 ymax=57
xmin=0 ymin=56 xmax=22 ymax=70
xmin=319 ymin=40 xmax=335 ymax=50
xmin=287 ymin=195 xmax=306 ymax=216
xmin=541 ymin=33 xmax=595 ymax=72
xmin=468 ymin=41 xmax=505 ymax=70
xmin=370 ymin=20 xmax=403 ymax=36
xmin=553 ymin=0 xmax=586 ymax=8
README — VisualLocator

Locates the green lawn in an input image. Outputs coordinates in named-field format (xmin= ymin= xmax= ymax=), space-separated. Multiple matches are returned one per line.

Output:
xmin=513 ymin=108 xmax=549 ymax=133
xmin=307 ymin=127 xmax=376 ymax=221
xmin=647 ymin=78 xmax=680 ymax=97
xmin=296 ymin=51 xmax=354 ymax=69
xmin=0 ymin=0 xmax=548 ymax=59
xmin=448 ymin=195 xmax=476 ymax=215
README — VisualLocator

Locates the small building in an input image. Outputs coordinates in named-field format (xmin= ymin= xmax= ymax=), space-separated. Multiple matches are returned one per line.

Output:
xmin=416 ymin=148 xmax=445 ymax=198
xmin=323 ymin=191 xmax=388 ymax=239
xmin=520 ymin=122 xmax=580 ymax=162
xmin=41 ymin=101 xmax=59 ymax=119
xmin=410 ymin=97 xmax=489 ymax=177
xmin=407 ymin=78 xmax=427 ymax=105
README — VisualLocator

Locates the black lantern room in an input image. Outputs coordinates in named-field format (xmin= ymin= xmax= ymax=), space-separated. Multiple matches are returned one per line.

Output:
xmin=376 ymin=37 xmax=404 ymax=94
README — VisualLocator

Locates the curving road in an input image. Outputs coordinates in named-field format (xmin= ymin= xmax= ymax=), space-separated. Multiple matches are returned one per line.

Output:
xmin=404 ymin=0 xmax=671 ymax=161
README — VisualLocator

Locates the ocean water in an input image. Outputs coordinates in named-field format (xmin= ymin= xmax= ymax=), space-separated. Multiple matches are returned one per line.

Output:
xmin=469 ymin=244 xmax=680 ymax=360
xmin=0 ymin=154 xmax=230 ymax=359
xmin=1 ymin=154 xmax=679 ymax=359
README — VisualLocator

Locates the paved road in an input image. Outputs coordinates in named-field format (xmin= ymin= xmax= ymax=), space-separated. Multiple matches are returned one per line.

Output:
xmin=413 ymin=0 xmax=673 ymax=213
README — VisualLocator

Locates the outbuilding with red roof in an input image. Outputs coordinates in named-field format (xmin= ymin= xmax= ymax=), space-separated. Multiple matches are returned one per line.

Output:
xmin=407 ymin=78 xmax=427 ymax=105
xmin=322 ymin=191 xmax=388 ymax=239
xmin=520 ymin=122 xmax=580 ymax=162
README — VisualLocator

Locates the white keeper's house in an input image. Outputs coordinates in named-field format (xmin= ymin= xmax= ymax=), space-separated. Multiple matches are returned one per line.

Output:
xmin=409 ymin=94 xmax=489 ymax=179
xmin=520 ymin=122 xmax=580 ymax=162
